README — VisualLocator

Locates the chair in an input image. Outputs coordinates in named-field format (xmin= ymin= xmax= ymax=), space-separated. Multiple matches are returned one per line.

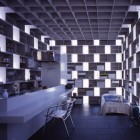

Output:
xmin=130 ymin=104 xmax=140 ymax=127
xmin=43 ymin=98 xmax=76 ymax=137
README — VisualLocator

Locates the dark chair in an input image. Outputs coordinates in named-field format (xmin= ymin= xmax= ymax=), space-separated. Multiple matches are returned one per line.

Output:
xmin=130 ymin=102 xmax=140 ymax=127
xmin=43 ymin=98 xmax=76 ymax=137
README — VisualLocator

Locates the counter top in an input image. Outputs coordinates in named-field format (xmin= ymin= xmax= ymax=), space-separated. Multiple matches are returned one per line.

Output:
xmin=0 ymin=85 xmax=73 ymax=123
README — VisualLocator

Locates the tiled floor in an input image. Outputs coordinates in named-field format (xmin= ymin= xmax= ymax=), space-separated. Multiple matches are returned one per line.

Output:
xmin=29 ymin=104 xmax=140 ymax=140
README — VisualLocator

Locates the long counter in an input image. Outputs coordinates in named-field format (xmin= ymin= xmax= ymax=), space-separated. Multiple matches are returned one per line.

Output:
xmin=0 ymin=85 xmax=73 ymax=140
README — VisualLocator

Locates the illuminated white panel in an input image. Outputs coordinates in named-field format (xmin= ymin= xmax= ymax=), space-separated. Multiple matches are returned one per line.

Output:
xmin=116 ymin=70 xmax=122 ymax=79
xmin=0 ymin=7 xmax=6 ymax=20
xmin=123 ymin=70 xmax=126 ymax=80
xmin=126 ymin=37 xmax=128 ymax=48
xmin=34 ymin=37 xmax=38 ymax=49
xmin=13 ymin=54 xmax=20 ymax=69
xmin=123 ymin=51 xmax=125 ymax=61
xmin=94 ymin=71 xmax=99 ymax=79
xmin=0 ymin=67 xmax=6 ymax=83
xmin=47 ymin=44 xmax=50 ymax=50
xmin=123 ymin=89 xmax=126 ymax=98
xmin=83 ymin=62 xmax=89 ymax=71
xmin=105 ymin=79 xmax=111 ymax=88
xmin=94 ymin=40 xmax=99 ymax=45
xmin=13 ymin=26 xmax=19 ymax=42
xmin=72 ymin=71 xmax=78 ymax=79
xmin=83 ymin=45 xmax=89 ymax=54
xmin=60 ymin=48 xmax=67 ymax=85
xmin=129 ymin=69 xmax=132 ymax=81
xmin=37 ymin=51 xmax=42 ymax=60
xmin=105 ymin=45 xmax=111 ymax=54
xmin=71 ymin=54 xmax=77 ymax=63
xmin=122 ymin=24 xmax=131 ymax=33
xmin=129 ymin=44 xmax=132 ymax=57
xmin=126 ymin=58 xmax=128 ymax=69
xmin=116 ymin=53 xmax=122 ymax=62
xmin=133 ymin=25 xmax=136 ymax=40
xmin=83 ymin=96 xmax=89 ymax=104
xmin=134 ymin=82 xmax=137 ymax=96
xmin=61 ymin=79 xmax=67 ymax=85
xmin=25 ymin=25 xmax=30 ymax=34
xmin=116 ymin=39 xmax=122 ymax=45
xmin=105 ymin=62 xmax=111 ymax=70
xmin=72 ymin=87 xmax=78 ymax=95
xmin=71 ymin=40 xmax=77 ymax=46
xmin=60 ymin=45 xmax=66 ymax=54
xmin=0 ymin=34 xmax=6 ymax=52
xmin=116 ymin=87 xmax=122 ymax=96
xmin=25 ymin=69 xmax=30 ymax=81
xmin=118 ymin=35 xmax=125 ymax=42
xmin=41 ymin=35 xmax=50 ymax=43
xmin=129 ymin=93 xmax=132 ymax=103
xmin=49 ymin=40 xmax=55 ymax=46
xmin=94 ymin=87 xmax=100 ymax=96
xmin=94 ymin=54 xmax=100 ymax=62
xmin=83 ymin=79 xmax=89 ymax=88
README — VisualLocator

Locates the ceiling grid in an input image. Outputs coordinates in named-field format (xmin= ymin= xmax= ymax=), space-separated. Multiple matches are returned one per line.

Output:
xmin=35 ymin=0 xmax=71 ymax=40
xmin=17 ymin=0 xmax=61 ymax=39
xmin=0 ymin=0 xmax=139 ymax=41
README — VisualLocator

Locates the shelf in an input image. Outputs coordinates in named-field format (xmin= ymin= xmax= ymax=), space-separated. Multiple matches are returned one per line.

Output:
xmin=0 ymin=12 xmax=51 ymax=96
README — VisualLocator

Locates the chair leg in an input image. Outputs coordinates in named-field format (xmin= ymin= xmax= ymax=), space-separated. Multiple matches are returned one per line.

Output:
xmin=42 ymin=122 xmax=47 ymax=135
xmin=62 ymin=119 xmax=70 ymax=137
xmin=69 ymin=115 xmax=75 ymax=128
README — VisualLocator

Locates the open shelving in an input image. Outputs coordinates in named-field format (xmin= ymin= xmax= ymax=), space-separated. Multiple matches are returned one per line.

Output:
xmin=0 ymin=10 xmax=53 ymax=96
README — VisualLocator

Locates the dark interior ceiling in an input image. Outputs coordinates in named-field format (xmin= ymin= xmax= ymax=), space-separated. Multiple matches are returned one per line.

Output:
xmin=0 ymin=0 xmax=140 ymax=41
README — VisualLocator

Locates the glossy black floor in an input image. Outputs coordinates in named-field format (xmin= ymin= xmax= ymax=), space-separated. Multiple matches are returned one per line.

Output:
xmin=29 ymin=104 xmax=140 ymax=140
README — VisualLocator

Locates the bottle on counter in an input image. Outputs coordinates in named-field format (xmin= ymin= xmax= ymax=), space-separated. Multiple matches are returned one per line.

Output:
xmin=2 ymin=89 xmax=9 ymax=99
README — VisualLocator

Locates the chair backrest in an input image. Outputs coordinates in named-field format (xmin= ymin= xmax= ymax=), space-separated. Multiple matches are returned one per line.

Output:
xmin=46 ymin=103 xmax=59 ymax=122
xmin=64 ymin=98 xmax=76 ymax=119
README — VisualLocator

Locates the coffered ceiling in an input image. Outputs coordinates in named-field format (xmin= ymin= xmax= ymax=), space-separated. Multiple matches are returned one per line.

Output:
xmin=0 ymin=0 xmax=140 ymax=41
